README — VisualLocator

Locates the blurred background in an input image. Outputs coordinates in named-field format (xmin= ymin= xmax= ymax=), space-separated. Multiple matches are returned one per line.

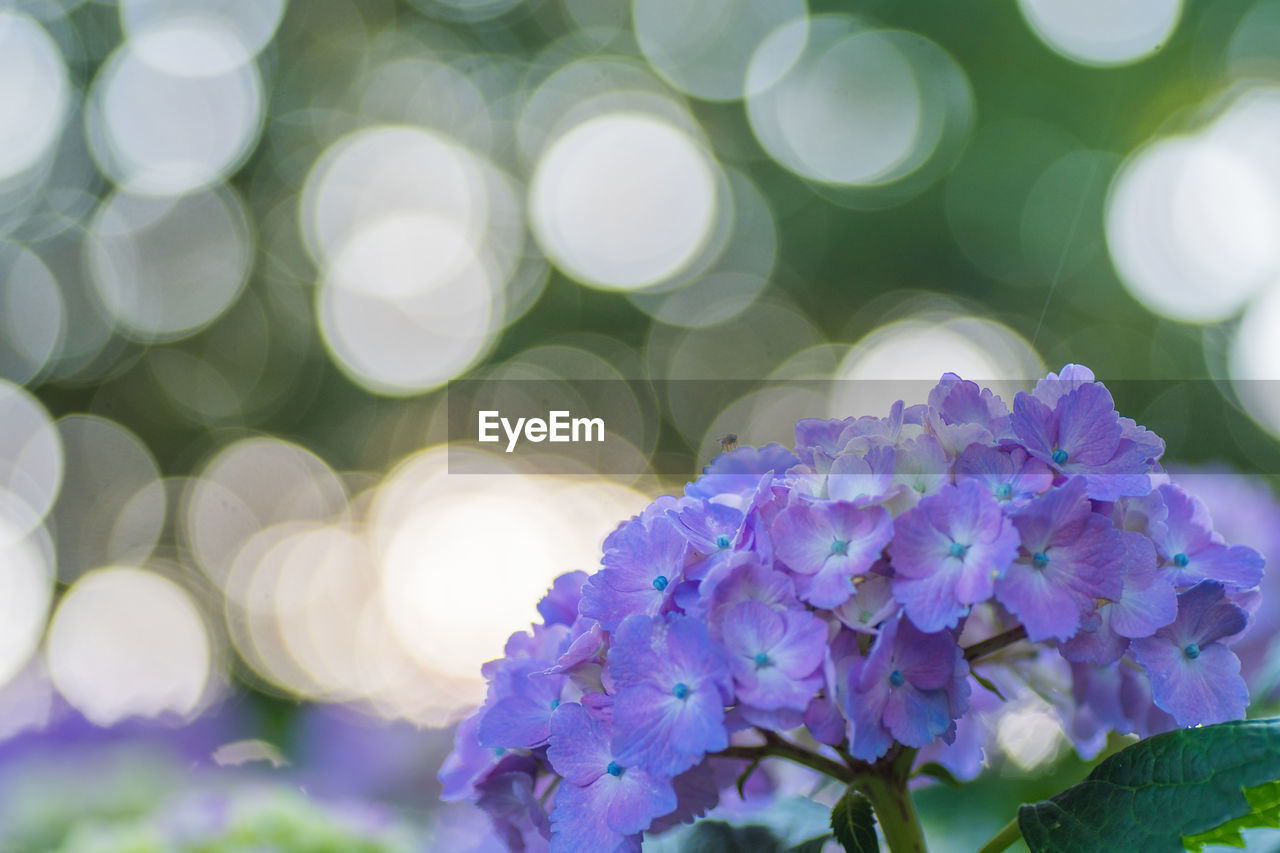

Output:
xmin=3 ymin=0 xmax=1280 ymax=848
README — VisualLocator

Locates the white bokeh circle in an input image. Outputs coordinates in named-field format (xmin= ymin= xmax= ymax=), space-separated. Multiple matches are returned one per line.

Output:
xmin=529 ymin=112 xmax=719 ymax=291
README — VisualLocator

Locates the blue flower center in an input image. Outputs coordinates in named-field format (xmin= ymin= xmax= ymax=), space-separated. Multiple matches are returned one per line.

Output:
xmin=1184 ymin=643 xmax=1200 ymax=660
xmin=1052 ymin=448 xmax=1068 ymax=465
xmin=948 ymin=541 xmax=969 ymax=559
xmin=889 ymin=670 xmax=905 ymax=687
xmin=1173 ymin=553 xmax=1189 ymax=568
xmin=493 ymin=747 xmax=506 ymax=756
xmin=652 ymin=575 xmax=669 ymax=591
xmin=672 ymin=682 xmax=690 ymax=699
xmin=606 ymin=761 xmax=623 ymax=777
xmin=1032 ymin=551 xmax=1049 ymax=569
xmin=716 ymin=535 xmax=731 ymax=550
xmin=550 ymin=698 xmax=560 ymax=710
xmin=754 ymin=652 xmax=771 ymax=667
xmin=830 ymin=539 xmax=849 ymax=556
xmin=995 ymin=483 xmax=1013 ymax=500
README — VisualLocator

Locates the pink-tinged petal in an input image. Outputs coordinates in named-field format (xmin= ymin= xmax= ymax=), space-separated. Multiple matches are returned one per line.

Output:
xmin=721 ymin=600 xmax=786 ymax=663
xmin=770 ymin=609 xmax=830 ymax=677
xmin=772 ymin=504 xmax=836 ymax=575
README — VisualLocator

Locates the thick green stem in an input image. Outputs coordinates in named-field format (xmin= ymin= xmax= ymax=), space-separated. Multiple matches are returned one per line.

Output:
xmin=975 ymin=817 xmax=1022 ymax=853
xmin=714 ymin=738 xmax=932 ymax=852
xmin=854 ymin=748 xmax=928 ymax=853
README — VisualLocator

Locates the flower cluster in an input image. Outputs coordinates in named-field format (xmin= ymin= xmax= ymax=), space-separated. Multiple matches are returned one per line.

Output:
xmin=441 ymin=365 xmax=1265 ymax=852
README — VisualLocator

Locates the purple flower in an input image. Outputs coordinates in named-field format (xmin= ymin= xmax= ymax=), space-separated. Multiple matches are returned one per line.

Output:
xmin=923 ymin=375 xmax=1012 ymax=454
xmin=608 ymin=614 xmax=733 ymax=777
xmin=823 ymin=445 xmax=899 ymax=505
xmin=439 ymin=713 xmax=499 ymax=802
xmin=546 ymin=703 xmax=676 ymax=852
xmin=890 ymin=479 xmax=1020 ymax=632
xmin=475 ymin=754 xmax=553 ymax=850
xmin=1060 ymin=531 xmax=1177 ymax=665
xmin=1011 ymin=368 xmax=1163 ymax=501
xmin=720 ymin=600 xmax=827 ymax=711
xmin=773 ymin=501 xmax=893 ymax=608
xmin=1131 ymin=580 xmax=1250 ymax=727
xmin=580 ymin=516 xmax=687 ymax=632
xmin=686 ymin=444 xmax=799 ymax=500
xmin=953 ymin=444 xmax=1052 ymax=505
xmin=478 ymin=659 xmax=568 ymax=750
xmin=538 ymin=571 xmax=588 ymax=628
xmin=704 ymin=555 xmax=798 ymax=633
xmin=832 ymin=567 xmax=899 ymax=633
xmin=668 ymin=499 xmax=748 ymax=556
xmin=844 ymin=615 xmax=969 ymax=761
xmin=994 ymin=477 xmax=1124 ymax=642
xmin=1147 ymin=484 xmax=1265 ymax=589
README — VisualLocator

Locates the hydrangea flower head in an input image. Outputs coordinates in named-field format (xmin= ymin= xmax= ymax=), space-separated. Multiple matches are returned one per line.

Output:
xmin=443 ymin=365 xmax=1265 ymax=850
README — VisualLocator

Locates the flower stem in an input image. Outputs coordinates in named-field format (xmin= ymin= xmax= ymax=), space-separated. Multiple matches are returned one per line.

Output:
xmin=975 ymin=817 xmax=1022 ymax=853
xmin=715 ymin=735 xmax=857 ymax=785
xmin=963 ymin=625 xmax=1028 ymax=662
xmin=854 ymin=748 xmax=929 ymax=853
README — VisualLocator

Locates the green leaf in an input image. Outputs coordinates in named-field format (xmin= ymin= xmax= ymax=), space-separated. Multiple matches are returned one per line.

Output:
xmin=1182 ymin=779 xmax=1280 ymax=851
xmin=971 ymin=669 xmax=1007 ymax=702
xmin=830 ymin=788 xmax=879 ymax=853
xmin=1018 ymin=718 xmax=1280 ymax=853
xmin=913 ymin=761 xmax=962 ymax=788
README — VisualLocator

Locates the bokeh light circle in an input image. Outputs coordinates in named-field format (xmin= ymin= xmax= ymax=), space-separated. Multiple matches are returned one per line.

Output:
xmin=50 ymin=415 xmax=165 ymax=583
xmin=529 ymin=112 xmax=719 ymax=291
xmin=0 ymin=516 xmax=54 ymax=693
xmin=748 ymin=18 xmax=947 ymax=188
xmin=0 ymin=243 xmax=64 ymax=386
xmin=1229 ymin=284 xmax=1280 ymax=438
xmin=184 ymin=437 xmax=348 ymax=588
xmin=317 ymin=212 xmax=500 ymax=395
xmin=633 ymin=0 xmax=808 ymax=102
xmin=87 ymin=185 xmax=254 ymax=343
xmin=119 ymin=0 xmax=286 ymax=60
xmin=46 ymin=567 xmax=213 ymax=725
xmin=371 ymin=448 xmax=649 ymax=713
xmin=0 ymin=12 xmax=69 ymax=183
xmin=1018 ymin=0 xmax=1182 ymax=67
xmin=832 ymin=313 xmax=1045 ymax=417
xmin=0 ymin=379 xmax=62 ymax=538
xmin=1106 ymin=135 xmax=1280 ymax=323
xmin=300 ymin=125 xmax=490 ymax=269
xmin=86 ymin=22 xmax=264 ymax=196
